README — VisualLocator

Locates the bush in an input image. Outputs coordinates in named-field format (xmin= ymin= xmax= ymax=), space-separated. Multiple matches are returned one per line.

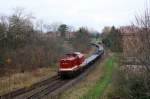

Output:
xmin=3 ymin=37 xmax=65 ymax=72
xmin=102 ymin=26 xmax=123 ymax=52
xmin=110 ymin=69 xmax=150 ymax=99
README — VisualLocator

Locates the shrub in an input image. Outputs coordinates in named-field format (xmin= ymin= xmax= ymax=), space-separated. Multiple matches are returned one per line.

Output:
xmin=110 ymin=69 xmax=150 ymax=99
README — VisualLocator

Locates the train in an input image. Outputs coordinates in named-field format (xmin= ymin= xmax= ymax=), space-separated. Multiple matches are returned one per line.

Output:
xmin=58 ymin=44 xmax=104 ymax=78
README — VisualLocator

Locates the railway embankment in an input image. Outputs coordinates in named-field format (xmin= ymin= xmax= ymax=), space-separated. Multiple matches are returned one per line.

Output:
xmin=59 ymin=52 xmax=119 ymax=99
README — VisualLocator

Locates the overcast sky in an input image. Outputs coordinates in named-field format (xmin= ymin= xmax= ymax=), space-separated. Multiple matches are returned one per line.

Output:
xmin=0 ymin=0 xmax=148 ymax=32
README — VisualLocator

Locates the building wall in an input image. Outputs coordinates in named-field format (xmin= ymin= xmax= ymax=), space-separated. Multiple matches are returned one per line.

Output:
xmin=119 ymin=26 xmax=140 ymax=59
xmin=121 ymin=33 xmax=139 ymax=58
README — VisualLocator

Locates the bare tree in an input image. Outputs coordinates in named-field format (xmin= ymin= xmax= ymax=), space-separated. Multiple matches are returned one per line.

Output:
xmin=50 ymin=22 xmax=61 ymax=32
xmin=35 ymin=20 xmax=45 ymax=33
xmin=134 ymin=7 xmax=150 ymax=71
xmin=0 ymin=8 xmax=66 ymax=74
xmin=0 ymin=15 xmax=8 ymax=41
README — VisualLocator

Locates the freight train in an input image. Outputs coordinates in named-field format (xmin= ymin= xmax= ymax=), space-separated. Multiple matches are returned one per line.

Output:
xmin=58 ymin=44 xmax=104 ymax=78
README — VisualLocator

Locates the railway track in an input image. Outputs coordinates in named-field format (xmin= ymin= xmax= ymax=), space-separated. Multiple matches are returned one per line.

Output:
xmin=0 ymin=75 xmax=60 ymax=99
xmin=0 ymin=44 xmax=103 ymax=99
xmin=17 ymin=79 xmax=69 ymax=99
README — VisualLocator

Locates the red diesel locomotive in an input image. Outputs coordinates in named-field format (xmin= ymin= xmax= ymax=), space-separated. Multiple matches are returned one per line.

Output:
xmin=58 ymin=52 xmax=85 ymax=78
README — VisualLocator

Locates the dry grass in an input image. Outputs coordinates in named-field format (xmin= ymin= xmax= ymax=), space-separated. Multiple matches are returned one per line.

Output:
xmin=0 ymin=67 xmax=57 ymax=95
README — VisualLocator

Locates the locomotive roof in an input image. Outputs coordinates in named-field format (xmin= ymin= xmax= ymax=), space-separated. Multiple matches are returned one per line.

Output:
xmin=61 ymin=52 xmax=83 ymax=60
xmin=61 ymin=56 xmax=76 ymax=61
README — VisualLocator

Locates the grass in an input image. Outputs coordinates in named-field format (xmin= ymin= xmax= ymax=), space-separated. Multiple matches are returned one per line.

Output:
xmin=0 ymin=67 xmax=57 ymax=95
xmin=81 ymin=55 xmax=118 ymax=99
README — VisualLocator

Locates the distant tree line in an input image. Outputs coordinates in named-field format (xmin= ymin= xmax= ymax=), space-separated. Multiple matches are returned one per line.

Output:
xmin=102 ymin=26 xmax=123 ymax=52
xmin=71 ymin=27 xmax=91 ymax=53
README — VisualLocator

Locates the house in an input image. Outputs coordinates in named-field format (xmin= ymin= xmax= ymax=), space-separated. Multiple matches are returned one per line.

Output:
xmin=119 ymin=26 xmax=139 ymax=59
